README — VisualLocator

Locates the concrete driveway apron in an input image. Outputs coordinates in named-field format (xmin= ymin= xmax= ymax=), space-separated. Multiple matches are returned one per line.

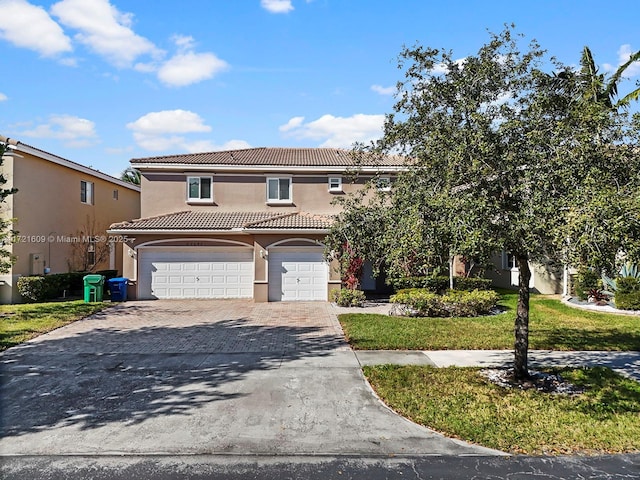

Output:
xmin=0 ymin=300 xmax=502 ymax=456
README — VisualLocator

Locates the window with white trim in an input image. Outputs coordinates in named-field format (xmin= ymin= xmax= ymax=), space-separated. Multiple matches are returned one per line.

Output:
xmin=80 ymin=180 xmax=94 ymax=205
xmin=376 ymin=176 xmax=391 ymax=191
xmin=187 ymin=176 xmax=213 ymax=202
xmin=328 ymin=176 xmax=342 ymax=192
xmin=267 ymin=177 xmax=292 ymax=202
xmin=502 ymin=251 xmax=517 ymax=270
xmin=87 ymin=237 xmax=96 ymax=266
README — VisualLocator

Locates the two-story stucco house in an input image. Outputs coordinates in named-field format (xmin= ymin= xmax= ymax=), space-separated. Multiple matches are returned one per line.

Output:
xmin=109 ymin=148 xmax=401 ymax=302
xmin=0 ymin=135 xmax=141 ymax=303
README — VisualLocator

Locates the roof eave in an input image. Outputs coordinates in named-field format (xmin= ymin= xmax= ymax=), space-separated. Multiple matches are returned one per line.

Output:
xmin=14 ymin=143 xmax=141 ymax=192
xmin=106 ymin=228 xmax=248 ymax=235
xmin=132 ymin=163 xmax=402 ymax=173
xmin=242 ymin=228 xmax=330 ymax=234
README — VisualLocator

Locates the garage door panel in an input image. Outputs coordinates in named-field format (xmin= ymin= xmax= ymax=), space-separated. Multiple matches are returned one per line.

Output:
xmin=268 ymin=250 xmax=328 ymax=301
xmin=139 ymin=248 xmax=254 ymax=300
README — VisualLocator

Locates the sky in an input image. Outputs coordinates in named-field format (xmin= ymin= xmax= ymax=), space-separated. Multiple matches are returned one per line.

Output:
xmin=1 ymin=0 xmax=639 ymax=178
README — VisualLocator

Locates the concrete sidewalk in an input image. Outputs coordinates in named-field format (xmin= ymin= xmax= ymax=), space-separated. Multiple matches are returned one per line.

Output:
xmin=354 ymin=349 xmax=640 ymax=381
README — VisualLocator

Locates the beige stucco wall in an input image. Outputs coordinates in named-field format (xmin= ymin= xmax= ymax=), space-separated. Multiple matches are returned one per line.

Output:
xmin=1 ymin=152 xmax=140 ymax=303
xmin=140 ymin=173 xmax=369 ymax=218
xmin=485 ymin=252 xmax=563 ymax=294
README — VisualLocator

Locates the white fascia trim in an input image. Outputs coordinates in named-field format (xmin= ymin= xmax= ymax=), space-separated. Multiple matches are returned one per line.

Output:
xmin=243 ymin=229 xmax=330 ymax=234
xmin=17 ymin=144 xmax=141 ymax=192
xmin=133 ymin=163 xmax=403 ymax=174
xmin=106 ymin=228 xmax=247 ymax=235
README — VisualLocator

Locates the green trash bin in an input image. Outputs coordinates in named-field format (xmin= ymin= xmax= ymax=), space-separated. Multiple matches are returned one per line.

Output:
xmin=83 ymin=274 xmax=105 ymax=302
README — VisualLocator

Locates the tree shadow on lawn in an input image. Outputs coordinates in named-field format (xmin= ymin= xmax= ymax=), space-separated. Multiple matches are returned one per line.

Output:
xmin=531 ymin=327 xmax=640 ymax=351
xmin=0 ymin=303 xmax=346 ymax=437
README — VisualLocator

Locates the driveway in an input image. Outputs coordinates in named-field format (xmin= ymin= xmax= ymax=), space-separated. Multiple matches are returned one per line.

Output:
xmin=0 ymin=300 xmax=502 ymax=456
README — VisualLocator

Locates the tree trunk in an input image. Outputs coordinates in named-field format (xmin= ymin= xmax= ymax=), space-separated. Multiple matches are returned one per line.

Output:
xmin=513 ymin=255 xmax=531 ymax=380
xmin=449 ymin=256 xmax=454 ymax=290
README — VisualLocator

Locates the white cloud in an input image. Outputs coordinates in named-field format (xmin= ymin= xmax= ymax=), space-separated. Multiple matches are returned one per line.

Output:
xmin=279 ymin=116 xmax=305 ymax=132
xmin=279 ymin=113 xmax=385 ymax=148
xmin=51 ymin=0 xmax=160 ymax=68
xmin=430 ymin=57 xmax=467 ymax=75
xmin=158 ymin=51 xmax=229 ymax=87
xmin=261 ymin=0 xmax=294 ymax=13
xmin=127 ymin=109 xmax=213 ymax=151
xmin=371 ymin=84 xmax=395 ymax=96
xmin=21 ymin=114 xmax=97 ymax=147
xmin=0 ymin=93 xmax=7 ymax=101
xmin=0 ymin=0 xmax=72 ymax=57
xmin=185 ymin=139 xmax=252 ymax=153
xmin=617 ymin=44 xmax=640 ymax=77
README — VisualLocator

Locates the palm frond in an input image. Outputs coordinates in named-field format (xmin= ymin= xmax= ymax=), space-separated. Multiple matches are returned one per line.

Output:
xmin=616 ymin=86 xmax=640 ymax=108
xmin=606 ymin=49 xmax=640 ymax=105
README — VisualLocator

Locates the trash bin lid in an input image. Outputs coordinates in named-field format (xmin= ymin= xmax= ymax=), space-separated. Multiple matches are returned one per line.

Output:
xmin=83 ymin=274 xmax=104 ymax=284
xmin=108 ymin=277 xmax=128 ymax=284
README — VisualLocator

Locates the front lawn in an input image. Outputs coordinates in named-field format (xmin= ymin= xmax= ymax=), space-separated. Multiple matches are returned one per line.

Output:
xmin=0 ymin=301 xmax=107 ymax=351
xmin=339 ymin=292 xmax=640 ymax=351
xmin=364 ymin=365 xmax=640 ymax=455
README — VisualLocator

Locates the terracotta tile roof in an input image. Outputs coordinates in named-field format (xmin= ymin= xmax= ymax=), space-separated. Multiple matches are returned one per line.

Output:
xmin=246 ymin=212 xmax=333 ymax=230
xmin=130 ymin=147 xmax=403 ymax=167
xmin=110 ymin=211 xmax=333 ymax=231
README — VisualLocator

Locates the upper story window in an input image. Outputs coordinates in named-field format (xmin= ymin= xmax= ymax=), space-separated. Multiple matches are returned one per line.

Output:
xmin=376 ymin=176 xmax=391 ymax=192
xmin=80 ymin=180 xmax=94 ymax=205
xmin=187 ymin=176 xmax=213 ymax=202
xmin=113 ymin=189 xmax=119 ymax=200
xmin=267 ymin=177 xmax=292 ymax=203
xmin=328 ymin=176 xmax=342 ymax=192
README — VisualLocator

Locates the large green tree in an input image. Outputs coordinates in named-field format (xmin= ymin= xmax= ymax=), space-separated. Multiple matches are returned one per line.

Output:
xmin=328 ymin=27 xmax=640 ymax=380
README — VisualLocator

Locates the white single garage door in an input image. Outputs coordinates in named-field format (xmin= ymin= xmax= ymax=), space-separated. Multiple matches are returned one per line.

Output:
xmin=138 ymin=247 xmax=254 ymax=299
xmin=268 ymin=248 xmax=328 ymax=301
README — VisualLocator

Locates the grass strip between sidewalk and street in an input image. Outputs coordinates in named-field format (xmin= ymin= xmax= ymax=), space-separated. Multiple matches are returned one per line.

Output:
xmin=339 ymin=292 xmax=640 ymax=351
xmin=0 ymin=301 xmax=107 ymax=351
xmin=363 ymin=364 xmax=640 ymax=455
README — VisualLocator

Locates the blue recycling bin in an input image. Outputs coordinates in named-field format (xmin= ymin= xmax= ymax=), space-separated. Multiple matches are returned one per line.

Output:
xmin=108 ymin=277 xmax=128 ymax=302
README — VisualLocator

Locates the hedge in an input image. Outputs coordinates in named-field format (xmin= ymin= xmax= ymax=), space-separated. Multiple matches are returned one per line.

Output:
xmin=388 ymin=276 xmax=492 ymax=293
xmin=615 ymin=292 xmax=640 ymax=311
xmin=390 ymin=288 xmax=500 ymax=317
xmin=16 ymin=272 xmax=105 ymax=302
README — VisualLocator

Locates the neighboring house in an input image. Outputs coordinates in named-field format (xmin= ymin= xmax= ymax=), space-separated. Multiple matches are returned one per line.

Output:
xmin=484 ymin=251 xmax=564 ymax=294
xmin=0 ymin=135 xmax=141 ymax=303
xmin=108 ymin=148 xmax=400 ymax=301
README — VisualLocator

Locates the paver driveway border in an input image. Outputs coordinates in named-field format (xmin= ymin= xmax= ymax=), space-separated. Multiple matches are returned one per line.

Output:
xmin=0 ymin=299 xmax=503 ymax=457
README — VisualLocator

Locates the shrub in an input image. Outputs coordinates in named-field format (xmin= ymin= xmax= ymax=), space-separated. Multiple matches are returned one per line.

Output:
xmin=454 ymin=276 xmax=492 ymax=291
xmin=331 ymin=288 xmax=366 ymax=307
xmin=614 ymin=292 xmax=640 ymax=311
xmin=390 ymin=288 xmax=500 ymax=317
xmin=574 ymin=268 xmax=601 ymax=300
xmin=17 ymin=276 xmax=55 ymax=303
xmin=389 ymin=276 xmax=450 ymax=293
xmin=16 ymin=272 xmax=92 ymax=302
xmin=615 ymin=276 xmax=640 ymax=294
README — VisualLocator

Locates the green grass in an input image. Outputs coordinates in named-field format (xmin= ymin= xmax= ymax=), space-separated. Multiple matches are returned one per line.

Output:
xmin=363 ymin=365 xmax=640 ymax=455
xmin=0 ymin=301 xmax=108 ymax=351
xmin=340 ymin=292 xmax=640 ymax=351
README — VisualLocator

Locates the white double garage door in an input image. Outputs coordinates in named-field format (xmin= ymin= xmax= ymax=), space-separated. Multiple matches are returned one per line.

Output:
xmin=138 ymin=247 xmax=328 ymax=301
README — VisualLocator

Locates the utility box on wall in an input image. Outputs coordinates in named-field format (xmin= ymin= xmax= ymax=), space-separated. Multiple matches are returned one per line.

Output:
xmin=29 ymin=253 xmax=45 ymax=275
